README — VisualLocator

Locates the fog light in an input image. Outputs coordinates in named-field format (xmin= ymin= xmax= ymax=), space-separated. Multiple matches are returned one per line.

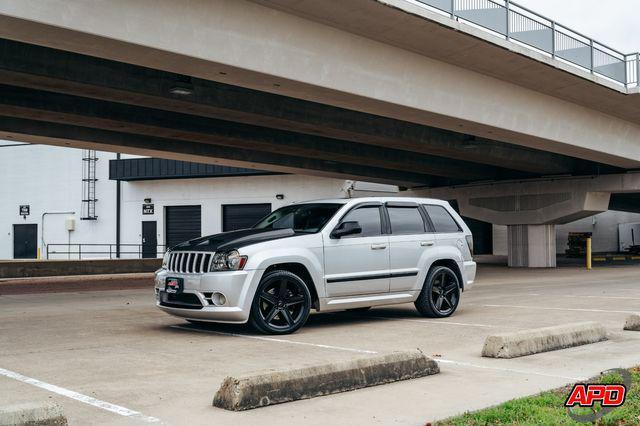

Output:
xmin=212 ymin=292 xmax=227 ymax=306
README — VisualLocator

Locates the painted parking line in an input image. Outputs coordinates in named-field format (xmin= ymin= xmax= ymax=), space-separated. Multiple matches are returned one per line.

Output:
xmin=370 ymin=316 xmax=504 ymax=328
xmin=477 ymin=304 xmax=636 ymax=314
xmin=560 ymin=295 xmax=640 ymax=301
xmin=170 ymin=325 xmax=378 ymax=354
xmin=0 ymin=367 xmax=160 ymax=423
xmin=483 ymin=293 xmax=640 ymax=301
xmin=435 ymin=359 xmax=587 ymax=382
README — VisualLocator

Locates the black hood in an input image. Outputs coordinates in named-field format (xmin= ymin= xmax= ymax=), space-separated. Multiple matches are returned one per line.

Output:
xmin=170 ymin=228 xmax=297 ymax=252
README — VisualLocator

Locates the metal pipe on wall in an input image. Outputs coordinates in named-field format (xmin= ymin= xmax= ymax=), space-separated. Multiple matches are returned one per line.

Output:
xmin=116 ymin=153 xmax=121 ymax=258
xmin=41 ymin=211 xmax=75 ymax=259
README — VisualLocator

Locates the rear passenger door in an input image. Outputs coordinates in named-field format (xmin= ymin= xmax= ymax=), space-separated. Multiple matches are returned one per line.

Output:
xmin=386 ymin=202 xmax=434 ymax=292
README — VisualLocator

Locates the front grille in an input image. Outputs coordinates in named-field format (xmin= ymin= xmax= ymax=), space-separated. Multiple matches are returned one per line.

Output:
xmin=167 ymin=251 xmax=214 ymax=274
xmin=159 ymin=292 xmax=203 ymax=309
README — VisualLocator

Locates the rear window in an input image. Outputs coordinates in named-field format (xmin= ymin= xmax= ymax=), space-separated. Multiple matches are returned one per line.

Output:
xmin=423 ymin=205 xmax=462 ymax=233
xmin=387 ymin=207 xmax=426 ymax=235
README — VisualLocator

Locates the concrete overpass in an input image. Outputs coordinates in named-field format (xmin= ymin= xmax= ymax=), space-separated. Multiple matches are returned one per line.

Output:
xmin=0 ymin=0 xmax=639 ymax=266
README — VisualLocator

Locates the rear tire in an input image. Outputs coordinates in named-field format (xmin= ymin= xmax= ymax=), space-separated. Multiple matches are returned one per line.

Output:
xmin=249 ymin=270 xmax=311 ymax=335
xmin=415 ymin=266 xmax=461 ymax=318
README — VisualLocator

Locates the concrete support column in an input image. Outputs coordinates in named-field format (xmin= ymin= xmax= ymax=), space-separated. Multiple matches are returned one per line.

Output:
xmin=507 ymin=224 xmax=556 ymax=268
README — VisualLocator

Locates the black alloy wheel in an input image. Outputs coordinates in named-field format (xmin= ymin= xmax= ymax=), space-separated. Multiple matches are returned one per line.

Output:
xmin=249 ymin=270 xmax=311 ymax=334
xmin=415 ymin=266 xmax=461 ymax=318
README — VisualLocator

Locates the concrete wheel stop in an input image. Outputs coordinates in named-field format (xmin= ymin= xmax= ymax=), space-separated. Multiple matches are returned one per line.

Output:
xmin=623 ymin=314 xmax=640 ymax=331
xmin=0 ymin=402 xmax=66 ymax=426
xmin=482 ymin=321 xmax=608 ymax=359
xmin=213 ymin=350 xmax=439 ymax=411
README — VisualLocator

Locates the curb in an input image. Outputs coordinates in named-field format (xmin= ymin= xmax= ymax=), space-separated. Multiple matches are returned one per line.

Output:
xmin=213 ymin=350 xmax=439 ymax=411
xmin=0 ymin=273 xmax=154 ymax=295
xmin=0 ymin=402 xmax=66 ymax=426
xmin=482 ymin=321 xmax=608 ymax=359
xmin=624 ymin=314 xmax=640 ymax=331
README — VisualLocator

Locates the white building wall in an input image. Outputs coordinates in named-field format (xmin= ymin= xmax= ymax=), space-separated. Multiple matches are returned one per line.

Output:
xmin=119 ymin=175 xmax=349 ymax=255
xmin=4 ymin=143 xmax=638 ymax=260
xmin=0 ymin=144 xmax=390 ymax=260
xmin=0 ymin=143 xmax=117 ymax=260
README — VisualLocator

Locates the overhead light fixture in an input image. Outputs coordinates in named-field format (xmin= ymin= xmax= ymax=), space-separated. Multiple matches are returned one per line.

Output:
xmin=276 ymin=194 xmax=285 ymax=200
xmin=460 ymin=135 xmax=478 ymax=149
xmin=169 ymin=83 xmax=194 ymax=96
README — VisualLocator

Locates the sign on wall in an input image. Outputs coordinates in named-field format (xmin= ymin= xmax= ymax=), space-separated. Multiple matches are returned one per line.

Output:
xmin=142 ymin=203 xmax=155 ymax=215
xmin=19 ymin=205 xmax=30 ymax=218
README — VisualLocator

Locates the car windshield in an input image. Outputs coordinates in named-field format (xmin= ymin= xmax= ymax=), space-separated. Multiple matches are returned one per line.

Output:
xmin=253 ymin=203 xmax=343 ymax=233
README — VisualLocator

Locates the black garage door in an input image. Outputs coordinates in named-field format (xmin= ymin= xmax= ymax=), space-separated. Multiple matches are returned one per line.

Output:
xmin=222 ymin=203 xmax=271 ymax=232
xmin=165 ymin=205 xmax=201 ymax=248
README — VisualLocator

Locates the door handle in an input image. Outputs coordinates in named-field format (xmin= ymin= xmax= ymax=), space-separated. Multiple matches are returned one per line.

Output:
xmin=420 ymin=241 xmax=435 ymax=247
xmin=371 ymin=244 xmax=387 ymax=250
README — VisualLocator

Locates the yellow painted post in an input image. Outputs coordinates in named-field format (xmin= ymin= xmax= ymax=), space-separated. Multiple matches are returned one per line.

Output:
xmin=37 ymin=247 xmax=41 ymax=260
xmin=586 ymin=237 xmax=592 ymax=270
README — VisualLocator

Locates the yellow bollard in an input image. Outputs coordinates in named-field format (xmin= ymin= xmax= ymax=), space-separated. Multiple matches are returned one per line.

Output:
xmin=37 ymin=247 xmax=41 ymax=260
xmin=586 ymin=237 xmax=592 ymax=270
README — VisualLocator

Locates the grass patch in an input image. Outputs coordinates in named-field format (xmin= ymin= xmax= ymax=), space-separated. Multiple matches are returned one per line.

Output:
xmin=436 ymin=367 xmax=640 ymax=425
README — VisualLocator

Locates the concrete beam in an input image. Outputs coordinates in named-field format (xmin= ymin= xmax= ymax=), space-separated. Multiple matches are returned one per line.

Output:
xmin=0 ymin=39 xmax=601 ymax=177
xmin=414 ymin=174 xmax=640 ymax=225
xmin=0 ymin=84 xmax=528 ymax=182
xmin=256 ymin=0 xmax=640 ymax=121
xmin=0 ymin=116 xmax=447 ymax=187
xmin=1 ymin=0 xmax=639 ymax=168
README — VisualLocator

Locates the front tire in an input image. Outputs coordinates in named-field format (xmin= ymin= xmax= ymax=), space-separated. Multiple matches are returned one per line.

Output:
xmin=249 ymin=270 xmax=311 ymax=335
xmin=415 ymin=266 xmax=461 ymax=318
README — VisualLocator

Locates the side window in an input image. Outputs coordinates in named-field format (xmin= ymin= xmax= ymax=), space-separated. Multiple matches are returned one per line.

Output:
xmin=387 ymin=207 xmax=426 ymax=235
xmin=340 ymin=206 xmax=382 ymax=238
xmin=424 ymin=205 xmax=462 ymax=233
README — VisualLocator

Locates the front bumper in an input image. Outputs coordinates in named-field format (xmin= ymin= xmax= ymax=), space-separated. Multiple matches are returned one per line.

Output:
xmin=154 ymin=268 xmax=263 ymax=324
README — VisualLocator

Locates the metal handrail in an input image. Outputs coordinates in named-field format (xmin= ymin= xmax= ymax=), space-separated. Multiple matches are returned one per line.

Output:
xmin=414 ymin=0 xmax=639 ymax=87
xmin=46 ymin=243 xmax=167 ymax=260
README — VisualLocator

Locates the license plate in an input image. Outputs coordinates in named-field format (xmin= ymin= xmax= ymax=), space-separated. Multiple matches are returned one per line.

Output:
xmin=165 ymin=277 xmax=183 ymax=294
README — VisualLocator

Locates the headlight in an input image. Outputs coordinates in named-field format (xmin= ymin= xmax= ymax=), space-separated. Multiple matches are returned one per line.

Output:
xmin=210 ymin=250 xmax=248 ymax=271
xmin=162 ymin=251 xmax=170 ymax=269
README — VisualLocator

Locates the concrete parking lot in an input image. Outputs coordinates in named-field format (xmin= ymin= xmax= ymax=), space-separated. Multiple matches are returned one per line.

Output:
xmin=1 ymin=265 xmax=639 ymax=425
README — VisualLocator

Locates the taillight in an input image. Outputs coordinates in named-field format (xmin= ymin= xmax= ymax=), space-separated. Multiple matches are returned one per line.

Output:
xmin=465 ymin=235 xmax=474 ymax=256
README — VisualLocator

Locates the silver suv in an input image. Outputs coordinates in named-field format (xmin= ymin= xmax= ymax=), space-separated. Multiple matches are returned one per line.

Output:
xmin=155 ymin=197 xmax=476 ymax=334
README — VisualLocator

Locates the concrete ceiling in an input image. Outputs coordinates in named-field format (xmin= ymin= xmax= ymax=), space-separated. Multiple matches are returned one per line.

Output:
xmin=0 ymin=38 xmax=627 ymax=188
xmin=0 ymin=39 xmax=627 ymax=189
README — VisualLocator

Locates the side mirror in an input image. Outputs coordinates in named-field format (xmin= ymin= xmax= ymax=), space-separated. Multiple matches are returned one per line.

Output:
xmin=331 ymin=221 xmax=362 ymax=239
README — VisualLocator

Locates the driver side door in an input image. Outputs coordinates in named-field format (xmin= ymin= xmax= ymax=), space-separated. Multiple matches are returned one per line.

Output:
xmin=323 ymin=204 xmax=390 ymax=297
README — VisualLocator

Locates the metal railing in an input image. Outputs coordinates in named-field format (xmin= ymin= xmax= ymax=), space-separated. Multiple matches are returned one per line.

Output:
xmin=415 ymin=0 xmax=639 ymax=87
xmin=46 ymin=243 xmax=167 ymax=260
